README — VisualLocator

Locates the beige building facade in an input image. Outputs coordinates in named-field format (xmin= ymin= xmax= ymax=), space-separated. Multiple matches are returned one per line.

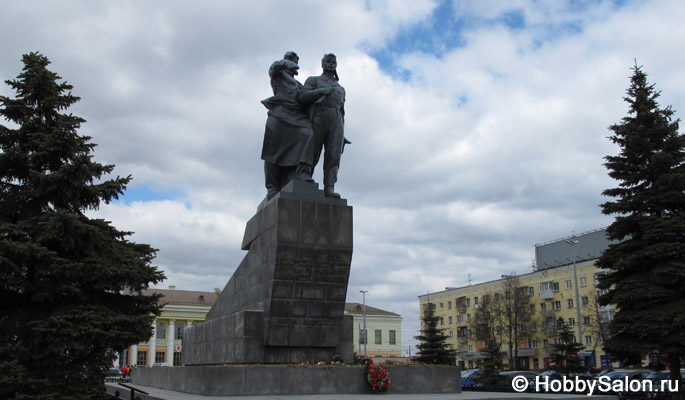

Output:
xmin=418 ymin=229 xmax=617 ymax=371
xmin=119 ymin=287 xmax=220 ymax=367
xmin=344 ymin=303 xmax=403 ymax=358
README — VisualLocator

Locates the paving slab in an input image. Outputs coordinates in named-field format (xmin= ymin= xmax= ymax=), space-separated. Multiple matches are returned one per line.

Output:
xmin=107 ymin=383 xmax=618 ymax=400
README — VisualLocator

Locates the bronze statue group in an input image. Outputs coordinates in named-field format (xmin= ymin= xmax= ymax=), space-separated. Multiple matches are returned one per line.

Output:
xmin=261 ymin=52 xmax=348 ymax=199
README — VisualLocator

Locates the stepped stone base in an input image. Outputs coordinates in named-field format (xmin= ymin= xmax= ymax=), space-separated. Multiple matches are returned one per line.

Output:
xmin=182 ymin=180 xmax=354 ymax=365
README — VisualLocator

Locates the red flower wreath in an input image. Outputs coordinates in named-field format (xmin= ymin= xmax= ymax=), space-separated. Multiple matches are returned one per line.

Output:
xmin=365 ymin=360 xmax=390 ymax=392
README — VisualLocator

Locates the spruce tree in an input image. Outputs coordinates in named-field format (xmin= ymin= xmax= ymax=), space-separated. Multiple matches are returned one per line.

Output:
xmin=0 ymin=52 xmax=165 ymax=399
xmin=550 ymin=317 xmax=585 ymax=374
xmin=414 ymin=303 xmax=457 ymax=365
xmin=597 ymin=63 xmax=685 ymax=381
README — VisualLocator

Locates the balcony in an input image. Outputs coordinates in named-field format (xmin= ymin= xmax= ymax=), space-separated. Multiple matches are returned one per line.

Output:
xmin=456 ymin=305 xmax=467 ymax=313
xmin=542 ymin=310 xmax=556 ymax=318
xmin=543 ymin=326 xmax=557 ymax=336
xmin=457 ymin=336 xmax=469 ymax=344
xmin=539 ymin=290 xmax=554 ymax=300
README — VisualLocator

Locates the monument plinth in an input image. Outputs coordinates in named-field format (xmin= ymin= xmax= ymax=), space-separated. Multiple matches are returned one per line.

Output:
xmin=182 ymin=180 xmax=354 ymax=365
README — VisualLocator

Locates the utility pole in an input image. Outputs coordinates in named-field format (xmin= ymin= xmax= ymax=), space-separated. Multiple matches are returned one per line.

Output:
xmin=360 ymin=290 xmax=368 ymax=358
xmin=566 ymin=237 xmax=584 ymax=365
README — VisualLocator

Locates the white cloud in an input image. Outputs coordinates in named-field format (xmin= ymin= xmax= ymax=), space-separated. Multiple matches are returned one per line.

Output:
xmin=3 ymin=0 xmax=684 ymax=351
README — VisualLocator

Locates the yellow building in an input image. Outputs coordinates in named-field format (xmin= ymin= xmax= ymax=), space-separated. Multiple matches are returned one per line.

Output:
xmin=345 ymin=303 xmax=403 ymax=358
xmin=119 ymin=286 xmax=220 ymax=367
xmin=418 ymin=229 xmax=617 ymax=371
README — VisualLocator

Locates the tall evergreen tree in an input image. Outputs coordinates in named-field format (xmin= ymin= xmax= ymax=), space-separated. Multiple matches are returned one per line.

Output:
xmin=597 ymin=64 xmax=685 ymax=381
xmin=414 ymin=303 xmax=457 ymax=365
xmin=550 ymin=317 xmax=586 ymax=374
xmin=0 ymin=52 xmax=165 ymax=399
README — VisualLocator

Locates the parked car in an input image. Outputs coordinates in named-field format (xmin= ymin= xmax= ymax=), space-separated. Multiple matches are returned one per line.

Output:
xmin=645 ymin=369 xmax=685 ymax=393
xmin=603 ymin=369 xmax=653 ymax=382
xmin=461 ymin=369 xmax=483 ymax=388
xmin=528 ymin=370 xmax=561 ymax=392
xmin=597 ymin=369 xmax=653 ymax=395
xmin=529 ymin=370 xmax=592 ymax=393
xmin=461 ymin=368 xmax=506 ymax=389
xmin=501 ymin=370 xmax=539 ymax=381
xmin=593 ymin=368 xmax=615 ymax=378
xmin=103 ymin=367 xmax=123 ymax=382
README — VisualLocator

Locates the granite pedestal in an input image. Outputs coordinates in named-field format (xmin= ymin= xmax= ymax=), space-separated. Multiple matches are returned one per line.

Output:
xmin=182 ymin=180 xmax=354 ymax=365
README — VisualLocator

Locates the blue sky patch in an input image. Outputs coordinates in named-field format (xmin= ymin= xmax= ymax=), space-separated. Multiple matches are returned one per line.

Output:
xmin=368 ymin=0 xmax=467 ymax=79
xmin=115 ymin=185 xmax=185 ymax=205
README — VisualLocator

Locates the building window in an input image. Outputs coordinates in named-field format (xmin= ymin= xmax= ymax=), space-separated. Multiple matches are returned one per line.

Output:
xmin=583 ymin=316 xmax=591 ymax=326
xmin=155 ymin=351 xmax=165 ymax=364
xmin=175 ymin=322 xmax=185 ymax=340
xmin=465 ymin=298 xmax=470 ymax=307
xmin=173 ymin=352 xmax=182 ymax=366
xmin=539 ymin=281 xmax=559 ymax=292
xmin=567 ymin=299 xmax=574 ymax=308
xmin=482 ymin=294 xmax=490 ymax=304
xmin=494 ymin=293 xmax=500 ymax=302
xmin=375 ymin=330 xmax=382 ymax=345
xmin=568 ymin=318 xmax=575 ymax=327
xmin=528 ymin=286 xmax=534 ymax=295
xmin=529 ymin=304 xmax=535 ymax=313
xmin=582 ymin=296 xmax=589 ymax=306
xmin=389 ymin=330 xmax=396 ymax=345
xmin=137 ymin=351 xmax=147 ymax=366
xmin=585 ymin=335 xmax=592 ymax=345
xmin=440 ymin=317 xmax=444 ymax=325
xmin=440 ymin=303 xmax=444 ymax=310
xmin=466 ymin=314 xmax=471 ymax=322
xmin=449 ymin=331 xmax=453 ymax=338
xmin=594 ymin=274 xmax=600 ymax=285
xmin=448 ymin=316 xmax=453 ymax=324
xmin=457 ymin=315 xmax=463 ymax=323
xmin=474 ymin=296 xmax=479 ymax=305
xmin=552 ymin=301 xmax=561 ymax=310
xmin=566 ymin=280 xmax=572 ymax=289
xmin=448 ymin=301 xmax=452 ymax=309
xmin=580 ymin=277 xmax=587 ymax=287
xmin=156 ymin=322 xmax=166 ymax=339
xmin=468 ymin=345 xmax=473 ymax=352
xmin=359 ymin=329 xmax=367 ymax=344
xmin=540 ymin=303 xmax=547 ymax=311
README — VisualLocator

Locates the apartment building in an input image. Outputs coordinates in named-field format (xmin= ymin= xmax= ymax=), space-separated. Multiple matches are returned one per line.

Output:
xmin=418 ymin=229 xmax=617 ymax=371
xmin=344 ymin=303 xmax=403 ymax=358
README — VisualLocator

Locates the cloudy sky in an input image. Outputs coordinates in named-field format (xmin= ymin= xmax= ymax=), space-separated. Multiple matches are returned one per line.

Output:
xmin=2 ymin=0 xmax=684 ymax=354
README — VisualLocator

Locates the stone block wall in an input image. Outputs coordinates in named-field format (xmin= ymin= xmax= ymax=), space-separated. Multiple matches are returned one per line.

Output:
xmin=182 ymin=181 xmax=353 ymax=365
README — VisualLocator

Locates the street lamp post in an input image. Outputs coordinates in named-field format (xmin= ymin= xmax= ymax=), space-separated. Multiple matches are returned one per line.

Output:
xmin=566 ymin=238 xmax=584 ymax=364
xmin=360 ymin=290 xmax=368 ymax=358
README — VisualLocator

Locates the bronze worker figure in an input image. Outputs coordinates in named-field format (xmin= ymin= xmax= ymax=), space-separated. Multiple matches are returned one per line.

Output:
xmin=303 ymin=53 xmax=347 ymax=198
xmin=260 ymin=51 xmax=327 ymax=199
